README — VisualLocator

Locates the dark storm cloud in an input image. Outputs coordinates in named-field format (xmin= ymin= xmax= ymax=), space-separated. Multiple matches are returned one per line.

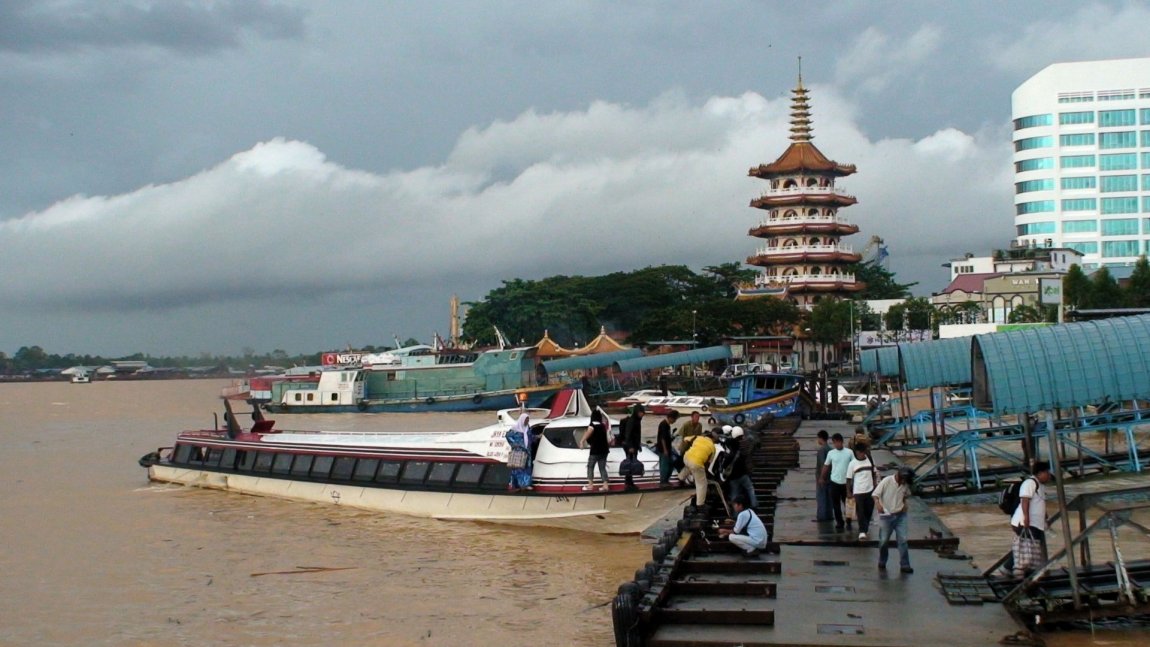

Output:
xmin=0 ymin=0 xmax=304 ymax=54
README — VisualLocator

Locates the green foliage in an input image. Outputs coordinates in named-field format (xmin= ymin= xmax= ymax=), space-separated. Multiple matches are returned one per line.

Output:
xmin=1063 ymin=264 xmax=1091 ymax=309
xmin=461 ymin=263 xmax=800 ymax=348
xmin=1007 ymin=304 xmax=1045 ymax=323
xmin=807 ymin=299 xmax=852 ymax=346
xmin=851 ymin=261 xmax=916 ymax=299
xmin=1125 ymin=256 xmax=1150 ymax=308
xmin=1090 ymin=267 xmax=1123 ymax=309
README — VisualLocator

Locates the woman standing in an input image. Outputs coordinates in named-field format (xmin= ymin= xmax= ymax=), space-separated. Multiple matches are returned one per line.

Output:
xmin=505 ymin=412 xmax=533 ymax=490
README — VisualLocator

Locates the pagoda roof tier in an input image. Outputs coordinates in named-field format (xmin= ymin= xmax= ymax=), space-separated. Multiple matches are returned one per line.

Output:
xmin=781 ymin=279 xmax=867 ymax=294
xmin=748 ymin=141 xmax=856 ymax=178
xmin=749 ymin=221 xmax=859 ymax=237
xmin=750 ymin=192 xmax=857 ymax=209
xmin=746 ymin=250 xmax=863 ymax=266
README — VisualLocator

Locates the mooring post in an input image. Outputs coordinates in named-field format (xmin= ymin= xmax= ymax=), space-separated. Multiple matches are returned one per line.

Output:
xmin=1047 ymin=410 xmax=1082 ymax=610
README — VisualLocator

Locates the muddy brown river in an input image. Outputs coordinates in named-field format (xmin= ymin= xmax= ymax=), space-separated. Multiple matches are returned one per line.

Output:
xmin=1 ymin=379 xmax=1146 ymax=645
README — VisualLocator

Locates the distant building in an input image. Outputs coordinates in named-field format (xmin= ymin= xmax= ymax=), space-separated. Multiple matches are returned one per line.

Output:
xmin=933 ymin=247 xmax=1083 ymax=323
xmin=740 ymin=72 xmax=864 ymax=307
xmin=1012 ymin=57 xmax=1150 ymax=270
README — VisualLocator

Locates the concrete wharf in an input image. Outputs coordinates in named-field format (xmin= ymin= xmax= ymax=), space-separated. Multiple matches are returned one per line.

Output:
xmin=612 ymin=418 xmax=1024 ymax=646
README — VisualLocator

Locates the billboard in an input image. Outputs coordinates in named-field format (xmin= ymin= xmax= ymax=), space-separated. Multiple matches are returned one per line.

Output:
xmin=858 ymin=330 xmax=932 ymax=347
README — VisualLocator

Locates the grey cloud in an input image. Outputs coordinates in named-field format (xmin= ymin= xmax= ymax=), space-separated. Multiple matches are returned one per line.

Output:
xmin=0 ymin=0 xmax=305 ymax=55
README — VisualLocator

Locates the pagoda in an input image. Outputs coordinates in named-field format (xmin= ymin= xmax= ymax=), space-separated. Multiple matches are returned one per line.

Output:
xmin=740 ymin=72 xmax=864 ymax=307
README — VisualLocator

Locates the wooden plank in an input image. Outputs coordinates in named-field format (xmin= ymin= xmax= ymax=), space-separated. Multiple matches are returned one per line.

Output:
xmin=679 ymin=560 xmax=781 ymax=575
xmin=670 ymin=580 xmax=776 ymax=597
xmin=654 ymin=608 xmax=774 ymax=625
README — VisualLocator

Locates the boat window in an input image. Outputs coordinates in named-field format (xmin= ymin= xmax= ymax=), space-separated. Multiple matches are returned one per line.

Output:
xmin=543 ymin=427 xmax=580 ymax=449
xmin=220 ymin=448 xmax=237 ymax=469
xmin=330 ymin=393 xmax=339 ymax=402
xmin=173 ymin=444 xmax=194 ymax=464
xmin=400 ymin=461 xmax=431 ymax=484
xmin=307 ymin=393 xmax=315 ymax=402
xmin=427 ymin=462 xmax=457 ymax=486
xmin=454 ymin=463 xmax=485 ymax=486
xmin=311 ymin=455 xmax=334 ymax=479
xmin=331 ymin=456 xmax=356 ymax=481
xmin=272 ymin=453 xmax=294 ymax=475
xmin=481 ymin=463 xmax=510 ymax=489
xmin=294 ymin=393 xmax=303 ymax=403
xmin=205 ymin=448 xmax=224 ymax=467
xmin=375 ymin=461 xmax=402 ymax=483
xmin=237 ymin=450 xmax=256 ymax=471
xmin=253 ymin=452 xmax=275 ymax=473
xmin=290 ymin=454 xmax=314 ymax=476
xmin=353 ymin=458 xmax=379 ymax=482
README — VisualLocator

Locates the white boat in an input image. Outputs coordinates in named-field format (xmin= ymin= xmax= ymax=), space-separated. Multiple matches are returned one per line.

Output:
xmin=139 ymin=389 xmax=690 ymax=534
xmin=604 ymin=389 xmax=680 ymax=411
xmin=645 ymin=395 xmax=729 ymax=417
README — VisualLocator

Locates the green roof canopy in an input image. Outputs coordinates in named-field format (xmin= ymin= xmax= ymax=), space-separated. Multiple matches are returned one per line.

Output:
xmin=542 ymin=349 xmax=642 ymax=373
xmin=613 ymin=345 xmax=732 ymax=373
xmin=899 ymin=337 xmax=972 ymax=390
xmin=860 ymin=346 xmax=900 ymax=377
xmin=972 ymin=314 xmax=1150 ymax=415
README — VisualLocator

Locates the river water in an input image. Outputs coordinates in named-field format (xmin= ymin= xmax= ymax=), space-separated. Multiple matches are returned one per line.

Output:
xmin=3 ymin=379 xmax=1147 ymax=646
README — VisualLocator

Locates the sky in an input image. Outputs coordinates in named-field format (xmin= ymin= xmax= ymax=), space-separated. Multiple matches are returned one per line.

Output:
xmin=3 ymin=0 xmax=1149 ymax=357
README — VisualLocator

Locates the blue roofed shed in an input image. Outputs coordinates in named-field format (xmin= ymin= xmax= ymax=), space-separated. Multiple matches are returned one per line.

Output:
xmin=614 ymin=346 xmax=732 ymax=373
xmin=972 ymin=314 xmax=1150 ymax=415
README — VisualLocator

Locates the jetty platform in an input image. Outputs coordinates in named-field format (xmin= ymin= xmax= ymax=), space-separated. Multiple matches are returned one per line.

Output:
xmin=614 ymin=419 xmax=1024 ymax=646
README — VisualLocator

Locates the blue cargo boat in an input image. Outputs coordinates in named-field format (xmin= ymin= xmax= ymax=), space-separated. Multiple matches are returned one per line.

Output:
xmin=709 ymin=373 xmax=808 ymax=426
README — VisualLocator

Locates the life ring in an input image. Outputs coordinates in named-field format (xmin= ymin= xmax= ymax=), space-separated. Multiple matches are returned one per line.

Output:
xmin=357 ymin=400 xmax=368 ymax=411
xmin=425 ymin=397 xmax=436 ymax=406
xmin=708 ymin=416 xmax=717 ymax=426
xmin=733 ymin=413 xmax=746 ymax=425
xmin=472 ymin=394 xmax=484 ymax=405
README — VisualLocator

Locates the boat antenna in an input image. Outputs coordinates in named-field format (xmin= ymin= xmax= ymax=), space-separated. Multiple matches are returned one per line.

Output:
xmin=493 ymin=326 xmax=511 ymax=350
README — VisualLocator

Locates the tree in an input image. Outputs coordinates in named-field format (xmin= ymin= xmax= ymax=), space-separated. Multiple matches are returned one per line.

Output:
xmin=1063 ymin=264 xmax=1091 ymax=309
xmin=1090 ymin=267 xmax=1123 ymax=309
xmin=807 ymin=299 xmax=852 ymax=369
xmin=904 ymin=297 xmax=934 ymax=331
xmin=1008 ymin=304 xmax=1045 ymax=323
xmin=851 ymin=261 xmax=916 ymax=299
xmin=1125 ymin=255 xmax=1150 ymax=308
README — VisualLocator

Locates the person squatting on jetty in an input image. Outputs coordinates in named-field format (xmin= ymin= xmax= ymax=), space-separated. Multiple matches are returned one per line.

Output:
xmin=678 ymin=411 xmax=703 ymax=452
xmin=1010 ymin=460 xmax=1053 ymax=576
xmin=619 ymin=404 xmax=645 ymax=491
xmin=579 ymin=408 xmax=611 ymax=491
xmin=814 ymin=430 xmax=832 ymax=522
xmin=656 ymin=410 xmax=679 ymax=486
xmin=724 ymin=426 xmax=757 ymax=509
xmin=680 ymin=429 xmax=716 ymax=506
xmin=719 ymin=494 xmax=768 ymax=556
xmin=846 ymin=442 xmax=878 ymax=541
xmin=820 ymin=433 xmax=853 ymax=530
xmin=873 ymin=466 xmax=915 ymax=574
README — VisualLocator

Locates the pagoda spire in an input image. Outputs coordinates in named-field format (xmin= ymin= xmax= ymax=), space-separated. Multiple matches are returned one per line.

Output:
xmin=789 ymin=57 xmax=812 ymax=142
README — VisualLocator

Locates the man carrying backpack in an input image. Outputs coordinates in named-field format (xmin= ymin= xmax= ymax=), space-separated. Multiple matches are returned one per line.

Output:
xmin=1007 ymin=461 xmax=1053 ymax=576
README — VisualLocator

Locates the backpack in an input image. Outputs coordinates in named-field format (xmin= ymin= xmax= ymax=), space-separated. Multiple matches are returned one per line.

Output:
xmin=998 ymin=477 xmax=1035 ymax=515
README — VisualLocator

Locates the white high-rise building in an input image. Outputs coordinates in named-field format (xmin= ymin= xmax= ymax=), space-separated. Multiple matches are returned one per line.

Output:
xmin=1012 ymin=58 xmax=1150 ymax=269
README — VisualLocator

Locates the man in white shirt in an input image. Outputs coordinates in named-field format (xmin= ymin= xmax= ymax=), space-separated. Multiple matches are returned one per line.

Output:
xmin=1010 ymin=461 xmax=1053 ymax=569
xmin=873 ymin=466 xmax=914 ymax=574
xmin=846 ymin=443 xmax=878 ymax=541
xmin=719 ymin=494 xmax=768 ymax=556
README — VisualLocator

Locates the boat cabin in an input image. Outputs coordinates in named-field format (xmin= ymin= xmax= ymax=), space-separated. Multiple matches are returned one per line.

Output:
xmin=725 ymin=373 xmax=804 ymax=405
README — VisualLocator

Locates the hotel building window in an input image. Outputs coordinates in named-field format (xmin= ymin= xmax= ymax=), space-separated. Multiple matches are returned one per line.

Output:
xmin=1014 ymin=59 xmax=1150 ymax=263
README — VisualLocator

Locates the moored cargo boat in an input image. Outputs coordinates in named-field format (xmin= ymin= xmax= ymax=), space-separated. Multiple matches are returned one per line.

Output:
xmin=709 ymin=372 xmax=808 ymax=426
xmin=139 ymin=389 xmax=690 ymax=534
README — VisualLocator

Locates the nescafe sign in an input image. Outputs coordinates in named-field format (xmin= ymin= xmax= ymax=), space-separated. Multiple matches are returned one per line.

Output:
xmin=322 ymin=352 xmax=363 ymax=366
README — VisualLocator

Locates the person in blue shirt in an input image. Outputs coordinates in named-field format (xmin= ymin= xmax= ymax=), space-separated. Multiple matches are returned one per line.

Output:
xmin=719 ymin=494 xmax=768 ymax=556
xmin=819 ymin=433 xmax=853 ymax=530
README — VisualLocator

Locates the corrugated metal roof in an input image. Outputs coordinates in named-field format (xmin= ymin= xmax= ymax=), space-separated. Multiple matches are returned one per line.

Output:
xmin=614 ymin=346 xmax=733 ymax=373
xmin=972 ymin=314 xmax=1150 ymax=414
xmin=860 ymin=346 xmax=901 ymax=377
xmin=542 ymin=349 xmax=642 ymax=373
xmin=899 ymin=337 xmax=972 ymax=389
